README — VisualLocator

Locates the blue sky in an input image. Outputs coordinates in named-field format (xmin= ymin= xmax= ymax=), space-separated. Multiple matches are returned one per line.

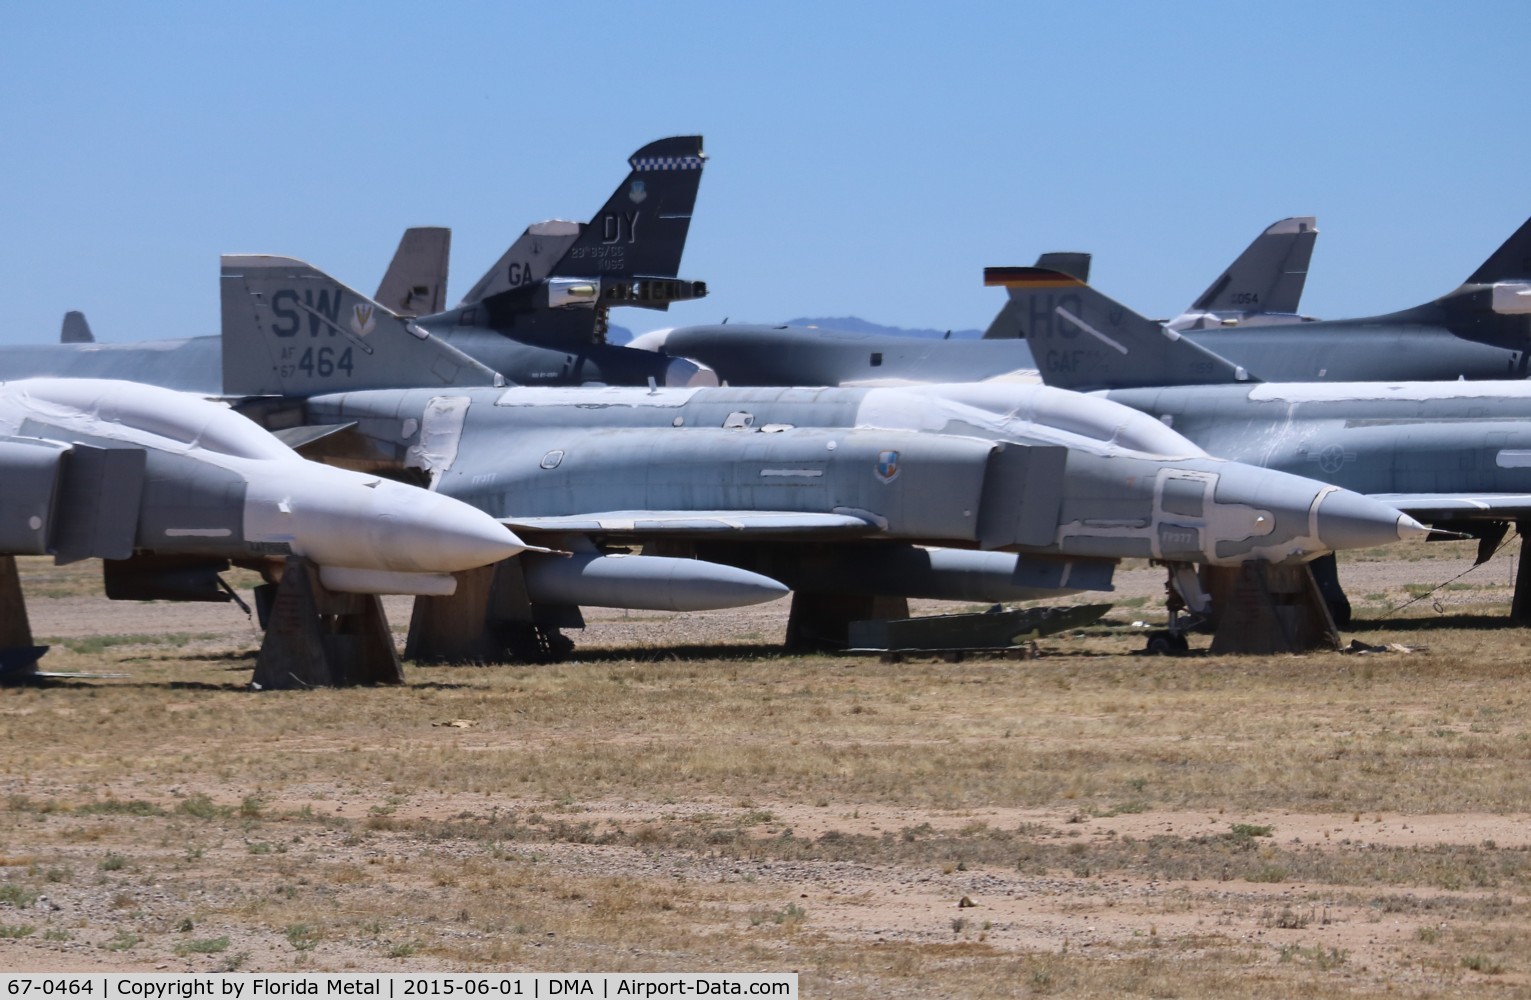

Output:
xmin=2 ymin=1 xmax=1528 ymax=344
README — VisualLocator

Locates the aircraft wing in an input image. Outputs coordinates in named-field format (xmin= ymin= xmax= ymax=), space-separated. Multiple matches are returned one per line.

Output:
xmin=1369 ymin=493 xmax=1531 ymax=517
xmin=270 ymin=422 xmax=359 ymax=451
xmin=502 ymin=510 xmax=883 ymax=536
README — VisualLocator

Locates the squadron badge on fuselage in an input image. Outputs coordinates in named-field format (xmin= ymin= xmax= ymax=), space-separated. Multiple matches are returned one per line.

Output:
xmin=350 ymin=303 xmax=376 ymax=338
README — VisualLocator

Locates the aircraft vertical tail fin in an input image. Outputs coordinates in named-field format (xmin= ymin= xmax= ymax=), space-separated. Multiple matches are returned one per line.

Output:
xmin=1466 ymin=215 xmax=1531 ymax=284
xmin=459 ymin=136 xmax=708 ymax=308
xmin=1178 ymin=216 xmax=1317 ymax=325
xmin=1035 ymin=252 xmax=1092 ymax=282
xmin=458 ymin=221 xmax=582 ymax=306
xmin=549 ymin=135 xmax=706 ymax=281
xmin=984 ymin=267 xmax=1257 ymax=391
xmin=60 ymin=311 xmax=93 ymax=344
xmin=221 ymin=255 xmax=505 ymax=397
xmin=374 ymin=227 xmax=451 ymax=318
xmin=982 ymin=253 xmax=1091 ymax=339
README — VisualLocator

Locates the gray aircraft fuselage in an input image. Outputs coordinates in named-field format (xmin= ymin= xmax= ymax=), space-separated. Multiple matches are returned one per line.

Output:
xmin=7 ymin=289 xmax=1524 ymax=394
xmin=638 ymin=324 xmax=1039 ymax=386
xmin=292 ymin=381 xmax=1420 ymax=569
xmin=0 ymin=337 xmax=222 ymax=392
xmin=426 ymin=326 xmax=715 ymax=387
xmin=0 ymin=328 xmax=710 ymax=392
xmin=1180 ymin=316 xmax=1526 ymax=382
xmin=1101 ymin=381 xmax=1531 ymax=514
xmin=646 ymin=306 xmax=1530 ymax=389
xmin=0 ymin=378 xmax=521 ymax=590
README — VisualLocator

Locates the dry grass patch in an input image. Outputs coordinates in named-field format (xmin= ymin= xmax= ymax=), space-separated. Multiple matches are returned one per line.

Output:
xmin=4 ymin=551 xmax=1531 ymax=993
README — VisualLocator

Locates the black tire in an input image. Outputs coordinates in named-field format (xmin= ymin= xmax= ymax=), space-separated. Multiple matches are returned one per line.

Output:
xmin=1145 ymin=631 xmax=1190 ymax=655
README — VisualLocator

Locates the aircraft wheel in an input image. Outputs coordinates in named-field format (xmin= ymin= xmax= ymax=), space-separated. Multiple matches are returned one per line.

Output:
xmin=1144 ymin=631 xmax=1190 ymax=655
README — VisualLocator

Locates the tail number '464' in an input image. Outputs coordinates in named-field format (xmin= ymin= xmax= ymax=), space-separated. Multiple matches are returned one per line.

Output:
xmin=279 ymin=345 xmax=354 ymax=379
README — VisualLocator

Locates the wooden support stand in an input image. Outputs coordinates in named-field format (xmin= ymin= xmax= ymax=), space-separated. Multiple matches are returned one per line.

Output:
xmin=1513 ymin=521 xmax=1531 ymax=624
xmin=784 ymin=593 xmax=910 ymax=652
xmin=1204 ymin=561 xmax=1340 ymax=655
xmin=406 ymin=559 xmax=574 ymax=664
xmin=1306 ymin=552 xmax=1352 ymax=629
xmin=251 ymin=557 xmax=403 ymax=689
xmin=0 ymin=556 xmax=47 ymax=681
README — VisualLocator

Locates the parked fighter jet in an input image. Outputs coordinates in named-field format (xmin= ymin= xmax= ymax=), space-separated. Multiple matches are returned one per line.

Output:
xmin=4 ymin=227 xmax=451 ymax=392
xmin=3 ymin=137 xmax=711 ymax=391
xmin=628 ymin=216 xmax=1320 ymax=385
xmin=1164 ymin=216 xmax=1318 ymax=331
xmin=999 ymin=214 xmax=1531 ymax=385
xmin=410 ymin=135 xmax=712 ymax=386
xmin=995 ymin=263 xmax=1531 ymax=622
xmin=0 ymin=377 xmax=533 ymax=681
xmin=220 ymin=255 xmax=1425 ymax=652
xmin=979 ymin=217 xmax=1320 ymax=339
xmin=0 ymin=377 xmax=525 ymax=595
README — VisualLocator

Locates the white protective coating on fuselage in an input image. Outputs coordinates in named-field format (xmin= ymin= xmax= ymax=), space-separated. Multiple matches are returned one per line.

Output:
xmin=0 ymin=378 xmax=293 ymax=461
xmin=483 ymin=381 xmax=1208 ymax=459
xmin=881 ymin=383 xmax=1209 ymax=459
xmin=0 ymin=379 xmax=523 ymax=586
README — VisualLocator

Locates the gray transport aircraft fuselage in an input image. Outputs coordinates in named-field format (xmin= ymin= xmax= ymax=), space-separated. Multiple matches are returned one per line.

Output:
xmin=632 ymin=325 xmax=1041 ymax=387
xmin=637 ymin=214 xmax=1531 ymax=387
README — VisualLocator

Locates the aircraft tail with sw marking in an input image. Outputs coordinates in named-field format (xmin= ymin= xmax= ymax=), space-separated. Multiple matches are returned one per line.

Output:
xmin=984 ymin=267 xmax=1256 ymax=392
xmin=221 ymin=255 xmax=505 ymax=397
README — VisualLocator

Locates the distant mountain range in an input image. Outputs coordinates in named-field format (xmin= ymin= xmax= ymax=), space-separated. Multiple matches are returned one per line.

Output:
xmin=611 ymin=317 xmax=984 ymax=346
xmin=783 ymin=317 xmax=985 ymax=340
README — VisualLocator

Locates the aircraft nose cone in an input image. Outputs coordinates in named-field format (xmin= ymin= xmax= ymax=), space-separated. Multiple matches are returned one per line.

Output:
xmin=383 ymin=489 xmax=526 ymax=572
xmin=1315 ymin=489 xmax=1424 ymax=552
xmin=1395 ymin=512 xmax=1430 ymax=542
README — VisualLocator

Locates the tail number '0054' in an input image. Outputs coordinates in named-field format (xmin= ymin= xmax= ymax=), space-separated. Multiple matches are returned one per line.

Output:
xmin=279 ymin=345 xmax=354 ymax=378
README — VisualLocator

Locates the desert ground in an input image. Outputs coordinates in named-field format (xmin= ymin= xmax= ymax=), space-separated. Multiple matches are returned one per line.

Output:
xmin=1 ymin=540 xmax=1531 ymax=997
